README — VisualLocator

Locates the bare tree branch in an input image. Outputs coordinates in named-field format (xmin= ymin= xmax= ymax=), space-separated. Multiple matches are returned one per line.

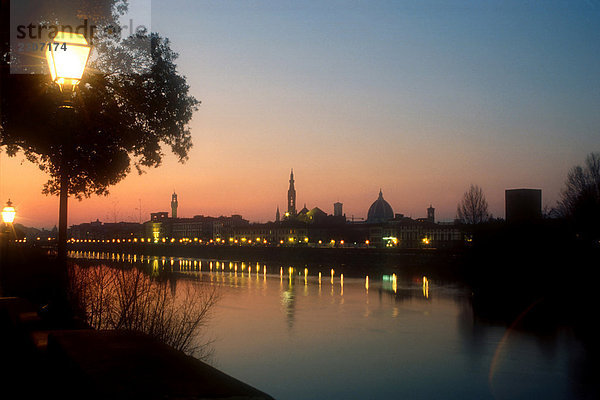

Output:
xmin=69 ymin=264 xmax=219 ymax=359
xmin=457 ymin=184 xmax=490 ymax=224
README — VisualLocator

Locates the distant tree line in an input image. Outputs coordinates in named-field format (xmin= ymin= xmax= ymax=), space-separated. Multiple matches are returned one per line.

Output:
xmin=556 ymin=152 xmax=600 ymax=241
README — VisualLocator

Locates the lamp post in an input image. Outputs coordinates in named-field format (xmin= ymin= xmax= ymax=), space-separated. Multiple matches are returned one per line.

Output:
xmin=0 ymin=199 xmax=16 ymax=295
xmin=45 ymin=32 xmax=91 ymax=263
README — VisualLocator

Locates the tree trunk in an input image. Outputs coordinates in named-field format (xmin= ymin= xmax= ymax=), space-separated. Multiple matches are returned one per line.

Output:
xmin=58 ymin=169 xmax=68 ymax=262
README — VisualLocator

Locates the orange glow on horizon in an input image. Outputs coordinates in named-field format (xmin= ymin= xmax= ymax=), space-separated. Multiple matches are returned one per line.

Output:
xmin=0 ymin=152 xmax=505 ymax=228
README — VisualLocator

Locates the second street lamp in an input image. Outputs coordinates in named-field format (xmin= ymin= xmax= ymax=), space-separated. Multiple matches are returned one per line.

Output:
xmin=1 ymin=199 xmax=16 ymax=224
xmin=0 ymin=199 xmax=16 ymax=295
xmin=45 ymin=31 xmax=91 ymax=262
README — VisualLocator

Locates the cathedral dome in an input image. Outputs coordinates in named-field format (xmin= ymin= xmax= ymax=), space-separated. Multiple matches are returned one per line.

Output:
xmin=367 ymin=190 xmax=394 ymax=223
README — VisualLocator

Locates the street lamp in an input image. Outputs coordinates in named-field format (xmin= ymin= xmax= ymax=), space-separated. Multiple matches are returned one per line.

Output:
xmin=1 ymin=200 xmax=16 ymax=224
xmin=46 ymin=31 xmax=91 ymax=263
xmin=0 ymin=199 xmax=15 ymax=295
xmin=45 ymin=31 xmax=92 ymax=93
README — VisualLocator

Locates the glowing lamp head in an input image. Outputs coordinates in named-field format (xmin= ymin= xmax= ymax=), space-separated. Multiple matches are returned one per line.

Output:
xmin=2 ymin=199 xmax=16 ymax=224
xmin=45 ymin=31 xmax=91 ymax=91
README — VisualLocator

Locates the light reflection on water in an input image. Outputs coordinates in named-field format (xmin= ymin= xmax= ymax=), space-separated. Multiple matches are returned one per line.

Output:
xmin=69 ymin=251 xmax=595 ymax=400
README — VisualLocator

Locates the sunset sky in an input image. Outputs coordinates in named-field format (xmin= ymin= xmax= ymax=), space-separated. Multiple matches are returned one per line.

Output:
xmin=3 ymin=0 xmax=600 ymax=229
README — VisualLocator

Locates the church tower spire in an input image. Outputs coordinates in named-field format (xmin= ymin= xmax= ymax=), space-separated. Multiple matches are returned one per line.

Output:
xmin=287 ymin=169 xmax=296 ymax=217
xmin=276 ymin=205 xmax=280 ymax=222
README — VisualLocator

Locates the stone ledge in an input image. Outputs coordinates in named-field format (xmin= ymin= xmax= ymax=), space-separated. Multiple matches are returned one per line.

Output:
xmin=1 ymin=298 xmax=274 ymax=400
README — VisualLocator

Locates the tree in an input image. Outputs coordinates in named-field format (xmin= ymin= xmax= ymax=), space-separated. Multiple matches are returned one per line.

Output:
xmin=556 ymin=152 xmax=600 ymax=238
xmin=1 ymin=1 xmax=198 ymax=261
xmin=457 ymin=184 xmax=490 ymax=224
xmin=1 ymin=35 xmax=199 ymax=199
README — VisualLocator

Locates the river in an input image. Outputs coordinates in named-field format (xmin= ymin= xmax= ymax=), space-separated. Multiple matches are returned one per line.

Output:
xmin=69 ymin=251 xmax=597 ymax=400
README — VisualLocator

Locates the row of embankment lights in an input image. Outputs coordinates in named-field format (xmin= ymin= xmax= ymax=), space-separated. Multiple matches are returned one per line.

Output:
xmin=60 ymin=237 xmax=428 ymax=246
xmin=16 ymin=237 xmax=432 ymax=246
xmin=61 ymin=238 xmax=369 ymax=245
xmin=15 ymin=238 xmax=368 ymax=245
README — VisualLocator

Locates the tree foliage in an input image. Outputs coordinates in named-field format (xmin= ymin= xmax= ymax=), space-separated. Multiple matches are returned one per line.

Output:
xmin=556 ymin=152 xmax=600 ymax=237
xmin=457 ymin=184 xmax=490 ymax=224
xmin=0 ymin=1 xmax=199 ymax=199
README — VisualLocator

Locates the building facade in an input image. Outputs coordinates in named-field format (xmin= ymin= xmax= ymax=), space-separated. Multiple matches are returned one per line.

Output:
xmin=368 ymin=218 xmax=462 ymax=249
xmin=69 ymin=219 xmax=144 ymax=240
xmin=505 ymin=188 xmax=542 ymax=223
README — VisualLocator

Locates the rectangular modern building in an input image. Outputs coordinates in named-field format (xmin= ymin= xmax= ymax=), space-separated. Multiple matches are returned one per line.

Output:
xmin=505 ymin=188 xmax=542 ymax=223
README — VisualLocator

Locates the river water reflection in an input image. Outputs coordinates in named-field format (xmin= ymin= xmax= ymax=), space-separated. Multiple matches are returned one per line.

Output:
xmin=70 ymin=251 xmax=595 ymax=400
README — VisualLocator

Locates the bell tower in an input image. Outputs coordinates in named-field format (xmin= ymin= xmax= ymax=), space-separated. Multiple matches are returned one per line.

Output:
xmin=427 ymin=204 xmax=435 ymax=223
xmin=171 ymin=191 xmax=178 ymax=219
